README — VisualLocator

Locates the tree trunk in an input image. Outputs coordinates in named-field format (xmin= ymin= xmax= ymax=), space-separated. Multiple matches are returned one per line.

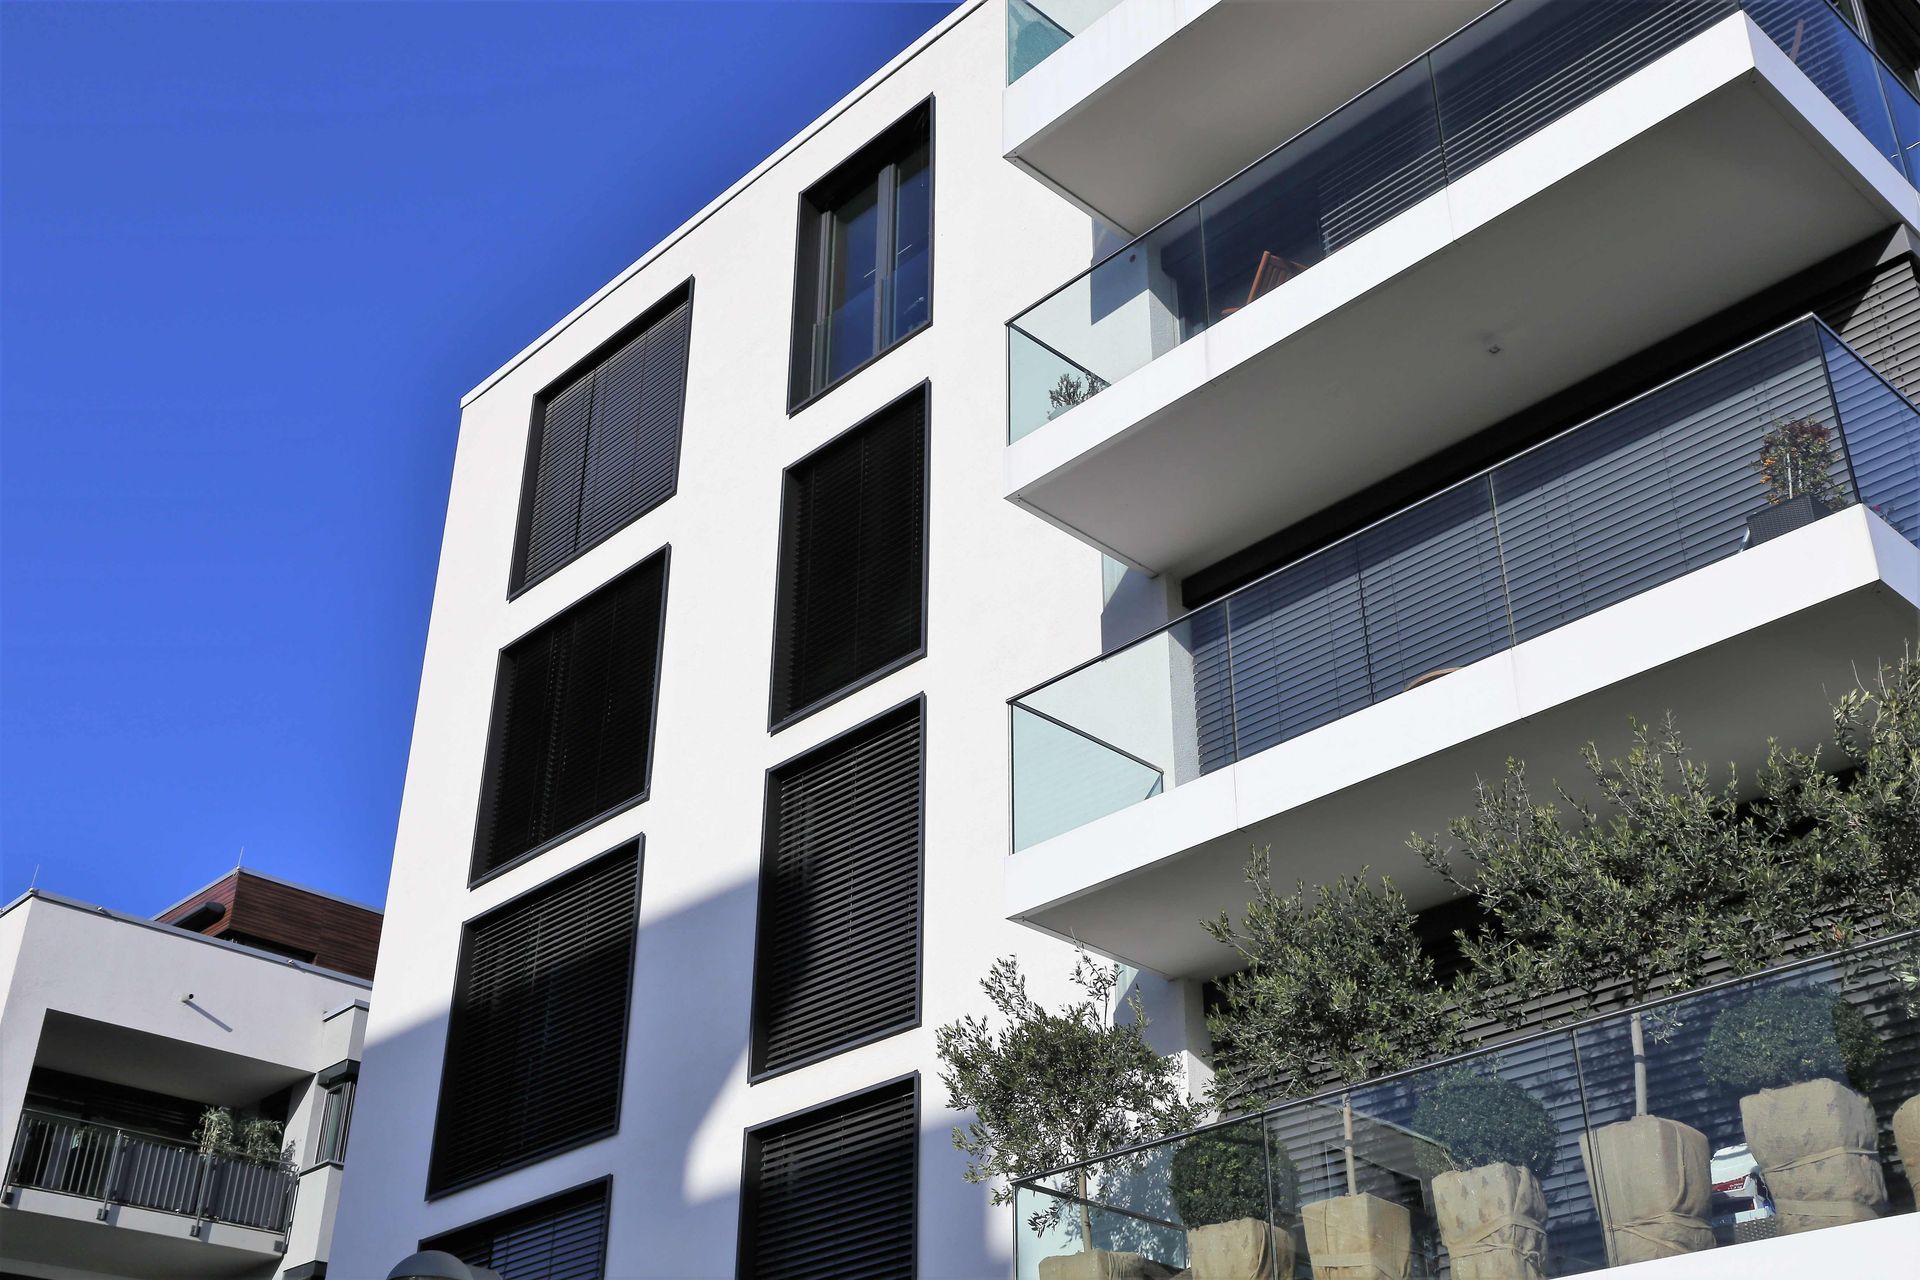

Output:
xmin=1629 ymin=1011 xmax=1648 ymax=1117
xmin=1078 ymin=1167 xmax=1094 ymax=1248
xmin=1342 ymin=1094 xmax=1358 ymax=1197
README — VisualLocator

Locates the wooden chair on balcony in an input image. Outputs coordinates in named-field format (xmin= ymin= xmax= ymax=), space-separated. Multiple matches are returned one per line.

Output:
xmin=1220 ymin=250 xmax=1309 ymax=317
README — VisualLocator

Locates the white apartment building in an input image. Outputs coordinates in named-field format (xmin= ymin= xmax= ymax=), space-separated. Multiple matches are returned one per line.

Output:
xmin=335 ymin=1 xmax=1920 ymax=1277
xmin=0 ymin=872 xmax=377 ymax=1280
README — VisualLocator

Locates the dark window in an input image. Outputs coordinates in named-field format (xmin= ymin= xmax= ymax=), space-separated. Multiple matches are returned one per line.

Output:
xmin=739 ymin=1077 xmax=917 ymax=1280
xmin=429 ymin=844 xmax=640 ymax=1194
xmin=315 ymin=1079 xmax=354 ymax=1164
xmin=769 ymin=388 xmax=927 ymax=728
xmin=789 ymin=103 xmax=932 ymax=407
xmin=426 ymin=1179 xmax=612 ymax=1280
xmin=751 ymin=701 xmax=922 ymax=1078
xmin=473 ymin=553 xmax=668 ymax=882
xmin=514 ymin=284 xmax=693 ymax=592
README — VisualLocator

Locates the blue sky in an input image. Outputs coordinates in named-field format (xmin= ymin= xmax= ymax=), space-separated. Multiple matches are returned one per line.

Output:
xmin=1 ymin=0 xmax=959 ymax=915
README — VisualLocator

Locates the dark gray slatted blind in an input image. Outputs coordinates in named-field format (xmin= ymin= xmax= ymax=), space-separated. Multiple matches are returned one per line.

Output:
xmin=473 ymin=554 xmax=667 ymax=880
xmin=515 ymin=288 xmax=692 ymax=591
xmin=752 ymin=702 xmax=922 ymax=1077
xmin=427 ymin=1181 xmax=612 ymax=1280
xmin=430 ymin=846 xmax=639 ymax=1194
xmin=771 ymin=388 xmax=926 ymax=726
xmin=1819 ymin=252 xmax=1920 ymax=400
xmin=741 ymin=1078 xmax=917 ymax=1280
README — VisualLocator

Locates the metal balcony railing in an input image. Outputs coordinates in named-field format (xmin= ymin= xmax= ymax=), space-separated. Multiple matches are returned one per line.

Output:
xmin=5 ymin=1111 xmax=297 ymax=1236
xmin=1007 ymin=0 xmax=1920 ymax=442
xmin=1013 ymin=931 xmax=1920 ymax=1277
xmin=1010 ymin=316 xmax=1920 ymax=851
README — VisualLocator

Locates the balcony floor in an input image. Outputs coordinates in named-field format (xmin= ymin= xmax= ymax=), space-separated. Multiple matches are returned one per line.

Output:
xmin=2 ymin=1187 xmax=284 ymax=1278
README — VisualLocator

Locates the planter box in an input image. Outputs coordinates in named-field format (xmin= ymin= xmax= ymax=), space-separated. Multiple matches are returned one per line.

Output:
xmin=1433 ymin=1162 xmax=1547 ymax=1280
xmin=1040 ymin=1248 xmax=1178 ymax=1280
xmin=1745 ymin=493 xmax=1834 ymax=546
xmin=1741 ymin=1077 xmax=1886 ymax=1236
xmin=1301 ymin=1192 xmax=1411 ymax=1280
xmin=1186 ymin=1217 xmax=1292 ymax=1280
xmin=1579 ymin=1114 xmax=1714 ymax=1265
xmin=1895 ymin=1094 xmax=1920 ymax=1184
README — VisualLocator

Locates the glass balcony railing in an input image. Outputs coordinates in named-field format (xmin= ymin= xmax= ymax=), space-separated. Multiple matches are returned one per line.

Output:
xmin=1010 ymin=317 xmax=1920 ymax=852
xmin=1007 ymin=0 xmax=1920 ymax=443
xmin=1007 ymin=0 xmax=1123 ymax=85
xmin=4 ymin=1111 xmax=298 ymax=1235
xmin=1014 ymin=932 xmax=1920 ymax=1279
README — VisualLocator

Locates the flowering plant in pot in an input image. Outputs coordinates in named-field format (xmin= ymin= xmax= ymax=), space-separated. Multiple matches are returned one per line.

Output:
xmin=1411 ymin=1072 xmax=1558 ymax=1280
xmin=1747 ymin=416 xmax=1846 ymax=545
xmin=1167 ymin=1122 xmax=1300 ymax=1280
xmin=1702 ymin=985 xmax=1886 ymax=1235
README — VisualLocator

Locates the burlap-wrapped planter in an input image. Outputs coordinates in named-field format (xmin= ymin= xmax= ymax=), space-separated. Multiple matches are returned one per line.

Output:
xmin=1432 ymin=1162 xmax=1547 ymax=1280
xmin=1181 ymin=1218 xmax=1293 ymax=1280
xmin=1740 ymin=1077 xmax=1886 ymax=1236
xmin=1894 ymin=1095 xmax=1920 ymax=1182
xmin=1300 ymin=1192 xmax=1411 ymax=1280
xmin=1578 ymin=1114 xmax=1713 ymax=1265
xmin=1040 ymin=1248 xmax=1179 ymax=1280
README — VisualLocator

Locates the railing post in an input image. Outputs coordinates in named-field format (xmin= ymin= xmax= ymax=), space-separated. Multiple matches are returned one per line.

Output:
xmin=95 ymin=1129 xmax=126 ymax=1221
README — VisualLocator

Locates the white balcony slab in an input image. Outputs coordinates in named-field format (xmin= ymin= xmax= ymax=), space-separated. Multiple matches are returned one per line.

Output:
xmin=1006 ymin=13 xmax=1920 ymax=578
xmin=1005 ymin=0 xmax=1493 ymax=233
xmin=1007 ymin=505 xmax=1920 ymax=978
xmin=2 ymin=1187 xmax=285 ymax=1277
xmin=1595 ymin=1212 xmax=1919 ymax=1277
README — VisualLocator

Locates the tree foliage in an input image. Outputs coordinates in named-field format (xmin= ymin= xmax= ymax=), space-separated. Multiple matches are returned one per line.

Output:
xmin=1167 ymin=1121 xmax=1297 ymax=1227
xmin=936 ymin=952 xmax=1201 ymax=1235
xmin=1701 ymin=985 xmax=1884 ymax=1096
xmin=1409 ymin=1070 xmax=1558 ymax=1181
xmin=1823 ymin=655 xmax=1920 ymax=933
xmin=1203 ymin=849 xmax=1463 ymax=1109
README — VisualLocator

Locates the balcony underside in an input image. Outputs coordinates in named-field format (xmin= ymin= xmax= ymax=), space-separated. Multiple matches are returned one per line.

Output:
xmin=1008 ymin=506 xmax=1920 ymax=978
xmin=1007 ymin=15 xmax=1920 ymax=579
xmin=1004 ymin=0 xmax=1493 ymax=233
xmin=1 ymin=1189 xmax=284 ymax=1278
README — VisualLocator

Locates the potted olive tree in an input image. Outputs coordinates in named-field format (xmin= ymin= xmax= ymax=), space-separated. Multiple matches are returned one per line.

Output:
xmin=1410 ymin=1072 xmax=1557 ymax=1280
xmin=938 ymin=952 xmax=1202 ymax=1280
xmin=1703 ymin=986 xmax=1886 ymax=1235
xmin=1204 ymin=849 xmax=1463 ymax=1280
xmin=1166 ymin=1122 xmax=1299 ymax=1280
xmin=1746 ymin=415 xmax=1846 ymax=546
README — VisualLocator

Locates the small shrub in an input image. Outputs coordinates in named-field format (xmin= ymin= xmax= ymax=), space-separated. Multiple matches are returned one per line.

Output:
xmin=240 ymin=1116 xmax=288 ymax=1166
xmin=1410 ymin=1071 xmax=1558 ymax=1182
xmin=1168 ymin=1122 xmax=1298 ymax=1227
xmin=194 ymin=1106 xmax=238 ymax=1159
xmin=1702 ymin=985 xmax=1883 ymax=1096
xmin=1754 ymin=416 xmax=1845 ymax=508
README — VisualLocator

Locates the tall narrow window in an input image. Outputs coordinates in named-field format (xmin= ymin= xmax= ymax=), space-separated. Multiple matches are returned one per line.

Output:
xmin=426 ymin=1179 xmax=612 ymax=1280
xmin=769 ymin=388 xmax=927 ymax=728
xmin=315 ymin=1075 xmax=355 ymax=1165
xmin=790 ymin=103 xmax=932 ymax=407
xmin=473 ymin=551 xmax=668 ymax=882
xmin=751 ymin=700 xmax=922 ymax=1078
xmin=429 ymin=844 xmax=640 ymax=1194
xmin=514 ymin=283 xmax=692 ymax=592
xmin=739 ymin=1077 xmax=918 ymax=1280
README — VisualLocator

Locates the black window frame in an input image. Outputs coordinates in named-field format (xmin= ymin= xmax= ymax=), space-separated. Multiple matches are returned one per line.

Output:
xmin=422 ymin=1175 xmax=614 ymax=1280
xmin=508 ymin=280 xmax=695 ymax=597
xmin=766 ymin=384 xmax=930 ymax=733
xmin=313 ymin=1077 xmax=354 ymax=1167
xmin=736 ymin=1074 xmax=920 ymax=1280
xmin=469 ymin=548 xmax=671 ymax=887
xmin=787 ymin=100 xmax=934 ymax=413
xmin=427 ymin=841 xmax=643 ymax=1198
xmin=747 ymin=695 xmax=926 ymax=1082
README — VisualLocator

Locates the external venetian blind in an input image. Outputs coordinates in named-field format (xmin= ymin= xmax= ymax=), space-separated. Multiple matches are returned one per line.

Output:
xmin=740 ymin=1077 xmax=918 ymax=1280
xmin=428 ymin=844 xmax=640 ymax=1194
xmin=514 ymin=284 xmax=692 ymax=592
xmin=426 ymin=1179 xmax=612 ymax=1280
xmin=770 ymin=387 xmax=927 ymax=728
xmin=751 ymin=701 xmax=922 ymax=1078
xmin=472 ymin=552 xmax=667 ymax=881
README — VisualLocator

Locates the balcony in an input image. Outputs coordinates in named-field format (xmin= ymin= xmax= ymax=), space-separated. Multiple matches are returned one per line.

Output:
xmin=1013 ymin=934 xmax=1920 ymax=1279
xmin=2 ymin=1112 xmax=296 ymax=1276
xmin=1005 ymin=0 xmax=1920 ymax=579
xmin=1007 ymin=319 xmax=1920 ymax=976
xmin=1004 ymin=0 xmax=1491 ymax=233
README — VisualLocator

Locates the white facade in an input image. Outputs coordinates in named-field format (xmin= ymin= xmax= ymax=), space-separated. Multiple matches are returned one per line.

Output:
xmin=0 ymin=890 xmax=370 ymax=1280
xmin=336 ymin=1 xmax=1920 ymax=1277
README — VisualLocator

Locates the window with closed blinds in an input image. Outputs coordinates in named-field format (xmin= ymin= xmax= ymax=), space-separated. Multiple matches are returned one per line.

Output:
xmin=514 ymin=283 xmax=693 ymax=592
xmin=751 ymin=700 xmax=922 ymax=1078
xmin=739 ymin=1077 xmax=917 ymax=1280
xmin=426 ymin=1179 xmax=612 ymax=1280
xmin=472 ymin=552 xmax=668 ymax=882
xmin=428 ymin=844 xmax=640 ymax=1194
xmin=770 ymin=387 xmax=927 ymax=728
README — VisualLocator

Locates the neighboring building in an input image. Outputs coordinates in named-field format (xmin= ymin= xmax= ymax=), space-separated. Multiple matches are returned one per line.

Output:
xmin=333 ymin=1 xmax=1920 ymax=1278
xmin=0 ymin=873 xmax=376 ymax=1280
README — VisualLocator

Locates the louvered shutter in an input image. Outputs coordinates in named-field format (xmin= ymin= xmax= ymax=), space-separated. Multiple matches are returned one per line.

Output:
xmin=427 ymin=1180 xmax=612 ymax=1280
xmin=515 ymin=288 xmax=692 ymax=590
xmin=771 ymin=389 xmax=926 ymax=726
xmin=473 ymin=553 xmax=667 ymax=880
xmin=741 ymin=1078 xmax=917 ymax=1280
xmin=430 ymin=845 xmax=639 ymax=1194
xmin=752 ymin=702 xmax=922 ymax=1077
